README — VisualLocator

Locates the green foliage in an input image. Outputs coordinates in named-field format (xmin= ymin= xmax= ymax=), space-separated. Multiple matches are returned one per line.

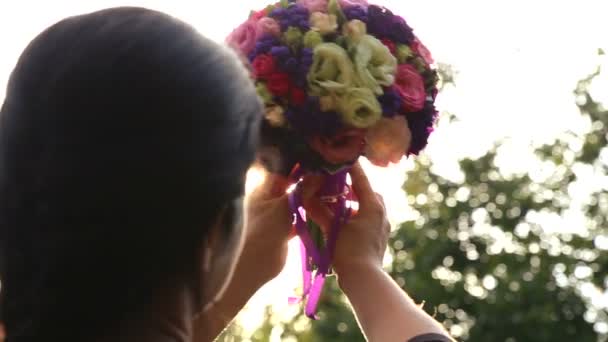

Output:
xmin=227 ymin=59 xmax=607 ymax=342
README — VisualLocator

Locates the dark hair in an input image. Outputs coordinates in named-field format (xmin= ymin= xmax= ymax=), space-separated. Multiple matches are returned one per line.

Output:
xmin=0 ymin=7 xmax=261 ymax=340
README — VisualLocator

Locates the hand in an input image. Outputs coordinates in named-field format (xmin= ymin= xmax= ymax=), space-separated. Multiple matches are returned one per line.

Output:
xmin=304 ymin=162 xmax=390 ymax=279
xmin=193 ymin=166 xmax=294 ymax=341
xmin=242 ymin=166 xmax=294 ymax=281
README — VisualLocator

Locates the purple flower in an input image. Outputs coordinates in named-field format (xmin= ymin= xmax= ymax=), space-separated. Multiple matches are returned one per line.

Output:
xmin=280 ymin=57 xmax=299 ymax=73
xmin=343 ymin=6 xmax=368 ymax=22
xmin=378 ymin=87 xmax=403 ymax=117
xmin=286 ymin=98 xmax=342 ymax=137
xmin=293 ymin=48 xmax=314 ymax=87
xmin=269 ymin=8 xmax=287 ymax=18
xmin=387 ymin=16 xmax=415 ymax=45
xmin=405 ymin=102 xmax=438 ymax=155
xmin=367 ymin=5 xmax=414 ymax=44
xmin=270 ymin=4 xmax=311 ymax=31
xmin=271 ymin=46 xmax=291 ymax=58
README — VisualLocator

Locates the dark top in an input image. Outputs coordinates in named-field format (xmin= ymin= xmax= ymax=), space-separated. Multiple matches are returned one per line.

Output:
xmin=409 ymin=333 xmax=452 ymax=342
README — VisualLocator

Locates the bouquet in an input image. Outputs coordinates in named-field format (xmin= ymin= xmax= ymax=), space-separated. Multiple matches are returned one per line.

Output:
xmin=227 ymin=0 xmax=439 ymax=318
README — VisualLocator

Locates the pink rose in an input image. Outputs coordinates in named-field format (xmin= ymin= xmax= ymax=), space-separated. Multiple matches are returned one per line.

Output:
xmin=256 ymin=17 xmax=281 ymax=40
xmin=297 ymin=0 xmax=329 ymax=13
xmin=395 ymin=64 xmax=426 ymax=112
xmin=412 ymin=38 xmax=434 ymax=65
xmin=365 ymin=116 xmax=412 ymax=167
xmin=339 ymin=0 xmax=369 ymax=8
xmin=226 ymin=19 xmax=257 ymax=55
xmin=309 ymin=129 xmax=366 ymax=165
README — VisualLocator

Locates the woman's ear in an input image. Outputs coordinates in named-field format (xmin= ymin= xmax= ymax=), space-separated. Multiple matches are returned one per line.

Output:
xmin=198 ymin=197 xmax=246 ymax=313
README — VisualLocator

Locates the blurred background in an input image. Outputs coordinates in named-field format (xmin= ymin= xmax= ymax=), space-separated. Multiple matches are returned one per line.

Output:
xmin=1 ymin=1 xmax=607 ymax=341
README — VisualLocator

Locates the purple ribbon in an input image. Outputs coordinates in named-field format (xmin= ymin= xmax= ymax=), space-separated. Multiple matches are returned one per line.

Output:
xmin=288 ymin=168 xmax=351 ymax=319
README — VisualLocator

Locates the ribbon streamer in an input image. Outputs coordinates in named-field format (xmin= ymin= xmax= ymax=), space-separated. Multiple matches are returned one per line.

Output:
xmin=288 ymin=166 xmax=352 ymax=319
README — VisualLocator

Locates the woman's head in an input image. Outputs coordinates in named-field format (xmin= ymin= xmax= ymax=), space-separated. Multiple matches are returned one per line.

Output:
xmin=0 ymin=7 xmax=261 ymax=339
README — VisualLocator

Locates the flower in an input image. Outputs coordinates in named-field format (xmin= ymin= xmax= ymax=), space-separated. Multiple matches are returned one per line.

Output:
xmin=394 ymin=64 xmax=426 ymax=112
xmin=381 ymin=38 xmax=396 ymax=55
xmin=294 ymin=48 xmax=314 ymax=88
xmin=396 ymin=44 xmax=413 ymax=63
xmin=256 ymin=82 xmax=273 ymax=104
xmin=251 ymin=35 xmax=281 ymax=58
xmin=309 ymin=128 xmax=367 ymax=164
xmin=285 ymin=98 xmax=342 ymax=137
xmin=307 ymin=43 xmax=356 ymax=95
xmin=405 ymin=102 xmax=438 ymax=155
xmin=297 ymin=0 xmax=329 ymax=13
xmin=412 ymin=38 xmax=434 ymax=65
xmin=265 ymin=105 xmax=287 ymax=127
xmin=343 ymin=5 xmax=368 ymax=22
xmin=270 ymin=5 xmax=311 ymax=31
xmin=367 ymin=5 xmax=414 ymax=45
xmin=336 ymin=87 xmax=382 ymax=128
xmin=350 ymin=35 xmax=397 ymax=95
xmin=387 ymin=15 xmax=414 ymax=45
xmin=267 ymin=72 xmax=291 ymax=97
xmin=365 ymin=115 xmax=411 ymax=166
xmin=290 ymin=87 xmax=307 ymax=106
xmin=342 ymin=19 xmax=367 ymax=42
xmin=303 ymin=31 xmax=324 ymax=48
xmin=250 ymin=9 xmax=268 ymax=21
xmin=226 ymin=19 xmax=258 ymax=55
xmin=310 ymin=12 xmax=338 ymax=35
xmin=270 ymin=45 xmax=291 ymax=58
xmin=283 ymin=27 xmax=304 ymax=51
xmin=256 ymin=17 xmax=281 ymax=40
xmin=252 ymin=54 xmax=276 ymax=79
xmin=339 ymin=0 xmax=369 ymax=8
xmin=378 ymin=86 xmax=402 ymax=116
xmin=319 ymin=95 xmax=337 ymax=111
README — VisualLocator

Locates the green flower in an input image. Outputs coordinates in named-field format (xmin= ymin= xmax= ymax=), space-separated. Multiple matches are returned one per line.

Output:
xmin=328 ymin=0 xmax=347 ymax=26
xmin=343 ymin=20 xmax=367 ymax=43
xmin=256 ymin=82 xmax=273 ymax=104
xmin=310 ymin=12 xmax=338 ymax=35
xmin=337 ymin=87 xmax=382 ymax=128
xmin=283 ymin=27 xmax=303 ymax=51
xmin=396 ymin=44 xmax=413 ymax=64
xmin=303 ymin=31 xmax=323 ymax=49
xmin=350 ymin=35 xmax=398 ymax=95
xmin=307 ymin=43 xmax=356 ymax=95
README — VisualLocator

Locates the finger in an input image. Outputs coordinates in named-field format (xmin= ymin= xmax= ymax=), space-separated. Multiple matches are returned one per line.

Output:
xmin=300 ymin=175 xmax=334 ymax=230
xmin=375 ymin=193 xmax=386 ymax=211
xmin=249 ymin=170 xmax=290 ymax=201
xmin=349 ymin=163 xmax=380 ymax=213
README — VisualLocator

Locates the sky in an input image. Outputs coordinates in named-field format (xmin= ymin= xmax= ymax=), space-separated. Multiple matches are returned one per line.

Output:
xmin=1 ymin=0 xmax=607 ymax=338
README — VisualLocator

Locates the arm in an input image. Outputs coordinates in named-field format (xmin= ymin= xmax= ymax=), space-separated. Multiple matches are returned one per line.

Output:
xmin=193 ymin=171 xmax=293 ymax=341
xmin=307 ymin=163 xmax=453 ymax=342
xmin=338 ymin=264 xmax=452 ymax=342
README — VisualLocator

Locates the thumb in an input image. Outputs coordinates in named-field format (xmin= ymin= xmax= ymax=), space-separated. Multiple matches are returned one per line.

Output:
xmin=301 ymin=175 xmax=334 ymax=231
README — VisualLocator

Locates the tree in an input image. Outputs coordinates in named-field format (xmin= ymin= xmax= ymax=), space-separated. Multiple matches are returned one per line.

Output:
xmin=392 ymin=56 xmax=607 ymax=341
xmin=225 ymin=56 xmax=607 ymax=341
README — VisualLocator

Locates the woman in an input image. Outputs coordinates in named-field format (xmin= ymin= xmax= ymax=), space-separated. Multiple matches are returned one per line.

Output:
xmin=0 ymin=7 xmax=452 ymax=342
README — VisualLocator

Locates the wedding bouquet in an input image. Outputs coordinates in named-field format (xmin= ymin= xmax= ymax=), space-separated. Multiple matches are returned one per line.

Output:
xmin=227 ymin=0 xmax=439 ymax=318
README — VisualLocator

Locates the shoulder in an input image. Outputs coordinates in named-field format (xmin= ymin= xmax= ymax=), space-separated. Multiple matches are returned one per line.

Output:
xmin=408 ymin=333 xmax=453 ymax=342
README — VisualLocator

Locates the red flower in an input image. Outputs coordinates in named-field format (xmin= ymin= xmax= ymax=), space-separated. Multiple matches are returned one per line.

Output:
xmin=395 ymin=64 xmax=426 ymax=112
xmin=252 ymin=54 xmax=276 ymax=79
xmin=250 ymin=9 xmax=267 ymax=21
xmin=412 ymin=38 xmax=434 ymax=65
xmin=381 ymin=38 xmax=397 ymax=55
xmin=267 ymin=72 xmax=290 ymax=97
xmin=290 ymin=87 xmax=306 ymax=106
